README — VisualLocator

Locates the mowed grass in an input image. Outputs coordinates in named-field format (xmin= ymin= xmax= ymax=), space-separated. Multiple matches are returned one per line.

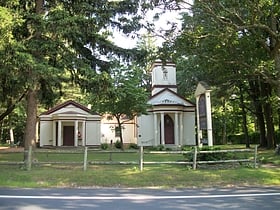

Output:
xmin=0 ymin=146 xmax=279 ymax=188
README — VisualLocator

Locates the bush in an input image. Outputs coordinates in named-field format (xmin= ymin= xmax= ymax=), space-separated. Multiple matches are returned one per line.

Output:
xmin=128 ymin=143 xmax=138 ymax=149
xmin=157 ymin=145 xmax=165 ymax=151
xmin=197 ymin=147 xmax=226 ymax=161
xmin=147 ymin=145 xmax=165 ymax=151
xmin=101 ymin=143 xmax=109 ymax=150
xmin=227 ymin=134 xmax=245 ymax=144
xmin=249 ymin=132 xmax=260 ymax=144
xmin=275 ymin=130 xmax=280 ymax=144
xmin=181 ymin=145 xmax=193 ymax=151
xmin=183 ymin=147 xmax=232 ymax=161
xmin=182 ymin=146 xmax=194 ymax=161
xmin=114 ymin=140 xmax=122 ymax=149
xmin=227 ymin=132 xmax=260 ymax=145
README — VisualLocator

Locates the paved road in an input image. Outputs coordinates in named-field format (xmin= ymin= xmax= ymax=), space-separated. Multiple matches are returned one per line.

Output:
xmin=0 ymin=187 xmax=280 ymax=210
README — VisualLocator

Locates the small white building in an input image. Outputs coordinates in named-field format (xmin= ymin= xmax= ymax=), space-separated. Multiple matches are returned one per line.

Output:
xmin=137 ymin=61 xmax=196 ymax=147
xmin=39 ymin=100 xmax=101 ymax=147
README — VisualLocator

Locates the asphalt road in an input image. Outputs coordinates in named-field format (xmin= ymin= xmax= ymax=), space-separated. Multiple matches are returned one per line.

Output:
xmin=0 ymin=187 xmax=280 ymax=210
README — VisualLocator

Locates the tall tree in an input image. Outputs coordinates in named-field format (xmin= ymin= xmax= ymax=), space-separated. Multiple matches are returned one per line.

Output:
xmin=0 ymin=5 xmax=29 ymax=122
xmin=87 ymin=66 xmax=150 ymax=149
xmin=0 ymin=0 xmax=146 ymax=162
xmin=160 ymin=0 xmax=280 ymax=148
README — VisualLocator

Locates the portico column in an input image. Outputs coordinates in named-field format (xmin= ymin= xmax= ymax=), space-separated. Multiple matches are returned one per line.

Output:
xmin=52 ymin=121 xmax=56 ymax=146
xmin=153 ymin=113 xmax=158 ymax=146
xmin=179 ymin=113 xmax=183 ymax=145
xmin=174 ymin=112 xmax=179 ymax=145
xmin=82 ymin=121 xmax=86 ymax=146
xmin=58 ymin=120 xmax=62 ymax=146
xmin=160 ymin=112 xmax=165 ymax=145
xmin=74 ymin=120 xmax=78 ymax=147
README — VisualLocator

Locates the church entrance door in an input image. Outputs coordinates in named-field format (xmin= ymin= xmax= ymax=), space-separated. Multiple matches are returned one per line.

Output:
xmin=164 ymin=115 xmax=174 ymax=144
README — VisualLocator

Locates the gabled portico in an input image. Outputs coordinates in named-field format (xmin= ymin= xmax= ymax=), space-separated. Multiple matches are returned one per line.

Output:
xmin=39 ymin=100 xmax=101 ymax=147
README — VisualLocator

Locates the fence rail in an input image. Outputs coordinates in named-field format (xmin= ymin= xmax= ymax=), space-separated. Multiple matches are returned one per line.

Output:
xmin=0 ymin=145 xmax=258 ymax=171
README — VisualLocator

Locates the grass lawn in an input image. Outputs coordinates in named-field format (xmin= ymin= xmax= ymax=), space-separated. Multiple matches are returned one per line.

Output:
xmin=0 ymin=145 xmax=279 ymax=188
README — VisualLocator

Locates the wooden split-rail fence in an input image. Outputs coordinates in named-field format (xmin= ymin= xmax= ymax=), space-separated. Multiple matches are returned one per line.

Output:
xmin=0 ymin=145 xmax=258 ymax=171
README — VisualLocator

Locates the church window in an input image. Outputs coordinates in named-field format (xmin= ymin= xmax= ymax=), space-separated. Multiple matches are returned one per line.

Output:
xmin=115 ymin=127 xmax=121 ymax=137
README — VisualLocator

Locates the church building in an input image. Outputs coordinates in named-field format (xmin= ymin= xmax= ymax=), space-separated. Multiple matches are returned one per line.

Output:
xmin=137 ymin=61 xmax=196 ymax=147
xmin=38 ymin=61 xmax=196 ymax=148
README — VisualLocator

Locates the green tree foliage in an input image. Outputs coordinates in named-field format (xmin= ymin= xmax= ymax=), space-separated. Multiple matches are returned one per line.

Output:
xmin=87 ymin=65 xmax=150 ymax=149
xmin=0 ymin=5 xmax=29 ymax=122
xmin=0 ymin=0 xmax=147 ymax=159
xmin=159 ymin=0 xmax=280 ymax=148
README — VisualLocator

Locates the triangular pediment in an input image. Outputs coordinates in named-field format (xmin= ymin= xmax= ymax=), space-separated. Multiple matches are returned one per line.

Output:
xmin=148 ymin=89 xmax=195 ymax=107
xmin=50 ymin=107 xmax=88 ymax=116
xmin=40 ymin=100 xmax=98 ymax=116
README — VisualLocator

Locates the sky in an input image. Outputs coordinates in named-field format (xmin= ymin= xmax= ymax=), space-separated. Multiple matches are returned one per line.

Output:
xmin=111 ymin=1 xmax=193 ymax=49
xmin=112 ymin=10 xmax=182 ymax=48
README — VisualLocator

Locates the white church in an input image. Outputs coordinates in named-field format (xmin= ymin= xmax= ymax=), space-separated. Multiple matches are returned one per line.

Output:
xmin=39 ymin=61 xmax=197 ymax=147
xmin=137 ymin=61 xmax=196 ymax=147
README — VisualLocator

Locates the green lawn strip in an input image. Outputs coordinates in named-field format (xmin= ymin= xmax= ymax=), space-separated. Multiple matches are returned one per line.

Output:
xmin=0 ymin=150 xmax=183 ymax=163
xmin=0 ymin=164 xmax=279 ymax=188
xmin=0 ymin=145 xmax=279 ymax=188
xmin=258 ymin=149 xmax=280 ymax=164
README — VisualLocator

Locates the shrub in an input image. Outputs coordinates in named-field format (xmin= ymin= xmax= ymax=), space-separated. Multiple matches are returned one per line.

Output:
xmin=182 ymin=146 xmax=194 ymax=161
xmin=183 ymin=147 xmax=232 ymax=162
xmin=249 ymin=132 xmax=260 ymax=144
xmin=128 ymin=143 xmax=138 ymax=149
xmin=181 ymin=145 xmax=193 ymax=151
xmin=114 ymin=140 xmax=122 ymax=149
xmin=227 ymin=134 xmax=245 ymax=144
xmin=197 ymin=147 xmax=226 ymax=161
xmin=227 ymin=132 xmax=260 ymax=145
xmin=157 ymin=145 xmax=165 ymax=151
xmin=148 ymin=145 xmax=165 ymax=151
xmin=101 ymin=143 xmax=109 ymax=150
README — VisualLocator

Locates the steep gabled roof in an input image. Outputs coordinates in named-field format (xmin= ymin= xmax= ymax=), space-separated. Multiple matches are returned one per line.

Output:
xmin=40 ymin=100 xmax=99 ymax=115
xmin=148 ymin=88 xmax=195 ymax=107
xmin=195 ymin=81 xmax=211 ymax=97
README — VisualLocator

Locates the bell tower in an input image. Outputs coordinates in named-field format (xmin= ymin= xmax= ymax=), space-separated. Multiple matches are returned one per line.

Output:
xmin=151 ymin=61 xmax=177 ymax=96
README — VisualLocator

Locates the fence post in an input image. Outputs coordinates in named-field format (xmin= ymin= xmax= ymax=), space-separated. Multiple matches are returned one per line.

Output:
xmin=27 ymin=146 xmax=32 ymax=171
xmin=139 ymin=146 xmax=143 ymax=171
xmin=193 ymin=146 xmax=197 ymax=170
xmin=83 ymin=147 xmax=88 ymax=171
xmin=254 ymin=145 xmax=258 ymax=168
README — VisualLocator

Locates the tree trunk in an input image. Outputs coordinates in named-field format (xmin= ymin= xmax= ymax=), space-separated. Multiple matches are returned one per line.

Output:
xmin=116 ymin=116 xmax=124 ymax=150
xmin=262 ymin=82 xmax=275 ymax=149
xmin=222 ymin=98 xmax=227 ymax=144
xmin=257 ymin=109 xmax=267 ymax=148
xmin=0 ymin=121 xmax=3 ymax=143
xmin=24 ymin=89 xmax=38 ymax=161
xmin=248 ymin=80 xmax=267 ymax=147
xmin=278 ymin=109 xmax=280 ymax=131
xmin=23 ymin=0 xmax=43 ymax=163
xmin=264 ymin=102 xmax=275 ymax=149
xmin=239 ymin=89 xmax=250 ymax=148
